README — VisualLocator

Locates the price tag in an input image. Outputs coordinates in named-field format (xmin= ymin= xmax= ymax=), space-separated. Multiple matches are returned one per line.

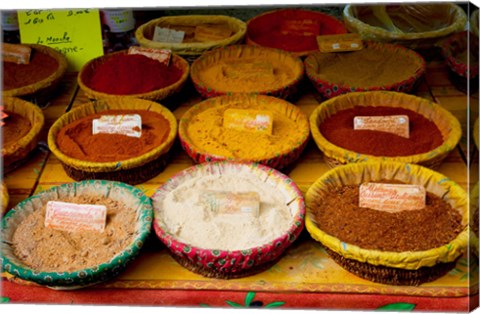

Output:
xmin=153 ymin=26 xmax=185 ymax=43
xmin=45 ymin=201 xmax=107 ymax=232
xmin=200 ymin=191 xmax=260 ymax=217
xmin=354 ymin=115 xmax=409 ymax=138
xmin=128 ymin=46 xmax=172 ymax=66
xmin=223 ymin=109 xmax=273 ymax=134
xmin=359 ymin=183 xmax=426 ymax=213
xmin=92 ymin=114 xmax=142 ymax=138
xmin=18 ymin=9 xmax=104 ymax=71
xmin=316 ymin=33 xmax=363 ymax=53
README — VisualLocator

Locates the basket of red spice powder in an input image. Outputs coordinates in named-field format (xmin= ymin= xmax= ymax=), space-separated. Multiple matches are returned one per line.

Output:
xmin=78 ymin=50 xmax=189 ymax=102
xmin=310 ymin=91 xmax=462 ymax=170
xmin=47 ymin=98 xmax=177 ymax=185
xmin=305 ymin=161 xmax=468 ymax=286
xmin=246 ymin=8 xmax=347 ymax=57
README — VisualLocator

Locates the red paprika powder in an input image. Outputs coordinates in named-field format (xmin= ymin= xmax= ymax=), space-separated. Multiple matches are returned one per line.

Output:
xmin=319 ymin=106 xmax=444 ymax=156
xmin=83 ymin=54 xmax=183 ymax=95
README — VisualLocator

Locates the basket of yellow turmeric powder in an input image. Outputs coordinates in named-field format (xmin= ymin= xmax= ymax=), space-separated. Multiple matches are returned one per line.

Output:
xmin=178 ymin=94 xmax=310 ymax=170
xmin=190 ymin=45 xmax=304 ymax=100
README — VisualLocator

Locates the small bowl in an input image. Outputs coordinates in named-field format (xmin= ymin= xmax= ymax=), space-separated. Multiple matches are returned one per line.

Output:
xmin=178 ymin=94 xmax=310 ymax=170
xmin=78 ymin=50 xmax=189 ymax=102
xmin=190 ymin=45 xmax=304 ymax=100
xmin=48 ymin=98 xmax=177 ymax=185
xmin=305 ymin=41 xmax=426 ymax=99
xmin=152 ymin=161 xmax=305 ymax=279
xmin=1 ymin=180 xmax=153 ymax=289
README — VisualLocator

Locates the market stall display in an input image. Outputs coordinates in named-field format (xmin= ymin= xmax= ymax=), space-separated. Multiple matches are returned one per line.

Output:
xmin=305 ymin=161 xmax=468 ymax=285
xmin=178 ymin=95 xmax=310 ymax=169
xmin=304 ymin=41 xmax=426 ymax=98
xmin=47 ymin=98 xmax=177 ymax=185
xmin=135 ymin=15 xmax=247 ymax=62
xmin=309 ymin=91 xmax=462 ymax=169
xmin=190 ymin=45 xmax=304 ymax=99
xmin=246 ymin=8 xmax=347 ymax=56
xmin=1 ymin=180 xmax=153 ymax=289
xmin=152 ymin=161 xmax=305 ymax=279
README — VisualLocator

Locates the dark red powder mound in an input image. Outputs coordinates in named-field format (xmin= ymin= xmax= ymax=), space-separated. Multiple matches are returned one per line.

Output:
xmin=85 ymin=54 xmax=183 ymax=95
xmin=319 ymin=106 xmax=444 ymax=157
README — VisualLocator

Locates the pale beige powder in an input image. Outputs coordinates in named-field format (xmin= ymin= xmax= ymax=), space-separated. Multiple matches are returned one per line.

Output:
xmin=159 ymin=174 xmax=294 ymax=251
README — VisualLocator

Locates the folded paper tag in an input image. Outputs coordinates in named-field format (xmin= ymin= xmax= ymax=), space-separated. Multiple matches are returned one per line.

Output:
xmin=92 ymin=114 xmax=142 ymax=138
xmin=153 ymin=26 xmax=185 ymax=43
xmin=200 ymin=191 xmax=260 ymax=217
xmin=359 ymin=183 xmax=426 ymax=213
xmin=128 ymin=46 xmax=172 ymax=66
xmin=2 ymin=43 xmax=32 ymax=64
xmin=224 ymin=109 xmax=273 ymax=134
xmin=45 ymin=201 xmax=107 ymax=232
xmin=316 ymin=33 xmax=363 ymax=53
xmin=194 ymin=24 xmax=232 ymax=42
xmin=280 ymin=19 xmax=321 ymax=36
xmin=354 ymin=115 xmax=409 ymax=138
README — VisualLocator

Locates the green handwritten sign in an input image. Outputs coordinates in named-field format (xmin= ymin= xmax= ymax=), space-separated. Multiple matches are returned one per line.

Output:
xmin=18 ymin=9 xmax=104 ymax=71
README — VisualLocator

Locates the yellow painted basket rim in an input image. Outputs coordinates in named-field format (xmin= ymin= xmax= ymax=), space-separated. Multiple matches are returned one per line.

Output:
xmin=47 ymin=99 xmax=178 ymax=172
xmin=305 ymin=161 xmax=469 ymax=270
xmin=309 ymin=91 xmax=462 ymax=165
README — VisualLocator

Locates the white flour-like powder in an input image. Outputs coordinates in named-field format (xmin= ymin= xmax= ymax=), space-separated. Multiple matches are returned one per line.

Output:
xmin=159 ymin=174 xmax=294 ymax=250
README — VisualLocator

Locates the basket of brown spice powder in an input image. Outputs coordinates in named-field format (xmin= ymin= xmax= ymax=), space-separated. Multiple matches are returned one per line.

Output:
xmin=305 ymin=161 xmax=468 ymax=286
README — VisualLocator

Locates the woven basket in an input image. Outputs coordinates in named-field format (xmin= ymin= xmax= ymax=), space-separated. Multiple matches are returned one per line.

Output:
xmin=1 ymin=180 xmax=153 ymax=289
xmin=47 ymin=98 xmax=177 ymax=185
xmin=1 ymin=183 xmax=9 ymax=216
xmin=246 ymin=8 xmax=347 ymax=57
xmin=309 ymin=91 xmax=462 ymax=170
xmin=343 ymin=4 xmax=467 ymax=51
xmin=471 ymin=9 xmax=479 ymax=38
xmin=178 ymin=94 xmax=310 ymax=170
xmin=304 ymin=41 xmax=426 ymax=99
xmin=2 ymin=44 xmax=68 ymax=101
xmin=2 ymin=97 xmax=45 ymax=173
xmin=135 ymin=15 xmax=247 ymax=62
xmin=305 ymin=161 xmax=469 ymax=285
xmin=152 ymin=161 xmax=305 ymax=279
xmin=190 ymin=45 xmax=304 ymax=100
xmin=77 ymin=50 xmax=189 ymax=102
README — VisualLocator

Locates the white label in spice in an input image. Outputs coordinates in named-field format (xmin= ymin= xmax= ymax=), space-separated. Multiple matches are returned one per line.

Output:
xmin=128 ymin=46 xmax=172 ymax=66
xmin=153 ymin=26 xmax=185 ymax=43
xmin=359 ymin=183 xmax=426 ymax=213
xmin=223 ymin=109 xmax=273 ymax=134
xmin=92 ymin=114 xmax=142 ymax=138
xmin=316 ymin=33 xmax=364 ymax=52
xmin=200 ymin=191 xmax=260 ymax=217
xmin=354 ymin=115 xmax=409 ymax=138
xmin=45 ymin=201 xmax=107 ymax=232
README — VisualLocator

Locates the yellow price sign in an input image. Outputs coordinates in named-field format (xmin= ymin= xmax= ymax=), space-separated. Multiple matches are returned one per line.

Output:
xmin=18 ymin=9 xmax=104 ymax=71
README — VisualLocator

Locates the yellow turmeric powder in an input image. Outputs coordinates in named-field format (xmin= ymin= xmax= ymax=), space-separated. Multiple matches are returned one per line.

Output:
xmin=185 ymin=100 xmax=308 ymax=160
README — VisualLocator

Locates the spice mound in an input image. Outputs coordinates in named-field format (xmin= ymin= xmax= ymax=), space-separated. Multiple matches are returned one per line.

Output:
xmin=56 ymin=109 xmax=170 ymax=162
xmin=320 ymin=106 xmax=443 ymax=156
xmin=82 ymin=54 xmax=183 ymax=95
xmin=12 ymin=194 xmax=136 ymax=272
xmin=186 ymin=102 xmax=307 ymax=160
xmin=159 ymin=174 xmax=294 ymax=250
xmin=2 ymin=111 xmax=32 ymax=148
xmin=3 ymin=48 xmax=58 ymax=90
xmin=311 ymin=46 xmax=421 ymax=87
xmin=310 ymin=183 xmax=463 ymax=252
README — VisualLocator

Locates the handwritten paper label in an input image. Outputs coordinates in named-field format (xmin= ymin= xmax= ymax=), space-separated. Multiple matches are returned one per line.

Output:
xmin=18 ymin=9 xmax=104 ymax=71
xmin=92 ymin=114 xmax=142 ymax=138
xmin=354 ymin=115 xmax=409 ymax=138
xmin=194 ymin=24 xmax=232 ymax=42
xmin=224 ymin=109 xmax=273 ymax=134
xmin=359 ymin=183 xmax=426 ymax=213
xmin=153 ymin=26 xmax=185 ymax=43
xmin=280 ymin=19 xmax=321 ymax=36
xmin=317 ymin=33 xmax=364 ymax=52
xmin=45 ymin=201 xmax=107 ymax=232
xmin=128 ymin=46 xmax=172 ymax=66
xmin=200 ymin=191 xmax=260 ymax=217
